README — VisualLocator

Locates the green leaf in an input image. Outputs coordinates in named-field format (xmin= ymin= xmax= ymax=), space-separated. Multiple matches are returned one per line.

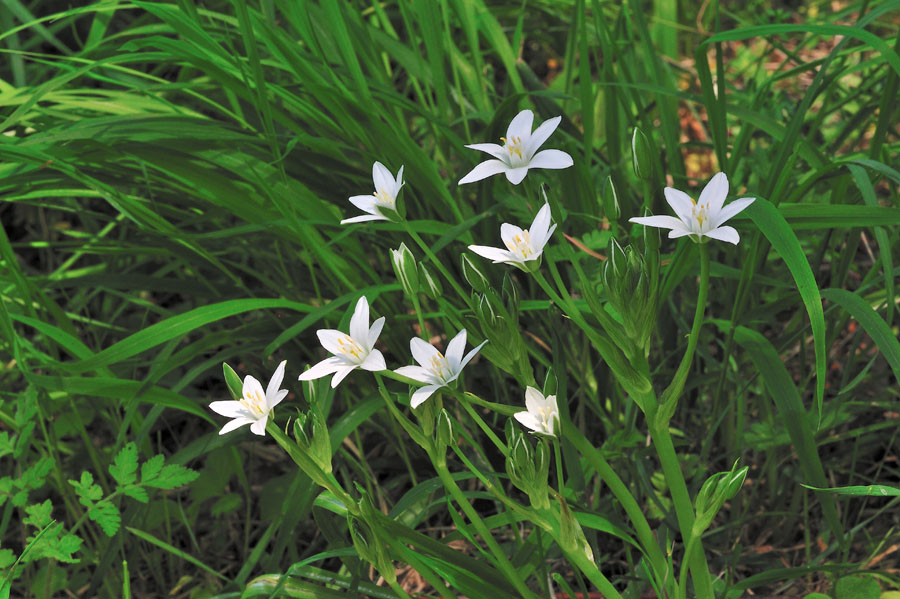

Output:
xmin=89 ymin=502 xmax=121 ymax=537
xmin=0 ymin=433 xmax=12 ymax=460
xmin=835 ymin=575 xmax=880 ymax=599
xmin=745 ymin=197 xmax=826 ymax=422
xmin=223 ymin=362 xmax=243 ymax=400
xmin=109 ymin=442 xmax=139 ymax=487
xmin=23 ymin=500 xmax=54 ymax=529
xmin=143 ymin=463 xmax=198 ymax=490
xmin=69 ymin=471 xmax=103 ymax=507
xmin=139 ymin=455 xmax=165 ymax=484
xmin=802 ymin=483 xmax=900 ymax=497
xmin=715 ymin=321 xmax=844 ymax=544
xmin=821 ymin=288 xmax=900 ymax=384
xmin=122 ymin=486 xmax=149 ymax=504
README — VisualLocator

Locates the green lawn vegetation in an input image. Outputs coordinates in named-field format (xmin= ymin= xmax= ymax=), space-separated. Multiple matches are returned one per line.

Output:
xmin=1 ymin=1 xmax=899 ymax=597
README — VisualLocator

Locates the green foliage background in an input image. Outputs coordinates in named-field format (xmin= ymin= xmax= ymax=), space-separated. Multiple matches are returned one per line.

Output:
xmin=0 ymin=0 xmax=898 ymax=597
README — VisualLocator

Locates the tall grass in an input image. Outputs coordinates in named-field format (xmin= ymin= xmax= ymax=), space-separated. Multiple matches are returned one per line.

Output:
xmin=1 ymin=1 xmax=898 ymax=597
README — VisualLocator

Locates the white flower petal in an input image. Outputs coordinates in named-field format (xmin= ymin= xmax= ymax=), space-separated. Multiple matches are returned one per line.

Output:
xmin=317 ymin=329 xmax=348 ymax=356
xmin=506 ymin=109 xmax=534 ymax=141
xmin=526 ymin=149 xmax=573 ymax=170
xmin=444 ymin=329 xmax=468 ymax=372
xmin=330 ymin=365 xmax=357 ymax=388
xmin=299 ymin=356 xmax=348 ymax=380
xmin=219 ymin=417 xmax=254 ymax=435
xmin=703 ymin=225 xmax=740 ymax=245
xmin=458 ymin=339 xmax=487 ymax=371
xmin=458 ymin=159 xmax=509 ymax=185
xmin=249 ymin=415 xmax=268 ymax=436
xmin=712 ymin=197 xmax=755 ymax=228
xmin=468 ymin=245 xmax=513 ymax=263
xmin=410 ymin=384 xmax=442 ymax=409
xmin=341 ymin=214 xmax=387 ymax=224
xmin=514 ymin=411 xmax=543 ymax=433
xmin=464 ymin=143 xmax=507 ymax=161
xmin=410 ymin=337 xmax=441 ymax=368
xmin=349 ymin=195 xmax=378 ymax=213
xmin=367 ymin=316 xmax=385 ymax=350
xmin=394 ymin=365 xmax=436 ymax=383
xmin=698 ymin=172 xmax=729 ymax=214
xmin=349 ymin=296 xmax=370 ymax=345
xmin=500 ymin=223 xmax=525 ymax=247
xmin=668 ymin=228 xmax=694 ymax=239
xmin=529 ymin=204 xmax=552 ymax=248
xmin=524 ymin=116 xmax=561 ymax=158
xmin=360 ymin=349 xmax=386 ymax=372
xmin=663 ymin=187 xmax=695 ymax=223
xmin=265 ymin=360 xmax=287 ymax=405
xmin=629 ymin=215 xmax=688 ymax=232
xmin=242 ymin=375 xmax=264 ymax=401
xmin=393 ymin=165 xmax=405 ymax=197
xmin=524 ymin=386 xmax=545 ymax=413
xmin=504 ymin=166 xmax=530 ymax=185
xmin=533 ymin=223 xmax=557 ymax=255
xmin=209 ymin=400 xmax=251 ymax=419
xmin=372 ymin=161 xmax=394 ymax=195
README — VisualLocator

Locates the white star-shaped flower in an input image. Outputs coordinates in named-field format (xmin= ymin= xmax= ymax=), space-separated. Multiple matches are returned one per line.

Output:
xmin=458 ymin=110 xmax=573 ymax=185
xmin=341 ymin=162 xmax=404 ymax=224
xmin=467 ymin=202 xmax=556 ymax=268
xmin=299 ymin=297 xmax=386 ymax=387
xmin=210 ymin=361 xmax=288 ymax=436
xmin=513 ymin=387 xmax=559 ymax=437
xmin=629 ymin=172 xmax=755 ymax=244
xmin=394 ymin=330 xmax=487 ymax=408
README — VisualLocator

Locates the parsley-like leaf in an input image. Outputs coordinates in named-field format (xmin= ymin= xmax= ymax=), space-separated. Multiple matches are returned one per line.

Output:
xmin=109 ymin=443 xmax=138 ymax=487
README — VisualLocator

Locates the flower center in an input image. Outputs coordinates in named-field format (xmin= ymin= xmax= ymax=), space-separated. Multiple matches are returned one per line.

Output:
xmin=500 ymin=135 xmax=525 ymax=166
xmin=690 ymin=198 xmax=709 ymax=230
xmin=337 ymin=334 xmax=365 ymax=362
xmin=240 ymin=387 xmax=267 ymax=417
xmin=537 ymin=405 xmax=555 ymax=431
xmin=504 ymin=230 xmax=534 ymax=260
xmin=429 ymin=351 xmax=451 ymax=381
xmin=374 ymin=188 xmax=395 ymax=209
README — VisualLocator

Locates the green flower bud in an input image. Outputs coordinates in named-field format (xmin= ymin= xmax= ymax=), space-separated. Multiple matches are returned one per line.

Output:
xmin=390 ymin=243 xmax=419 ymax=299
xmin=222 ymin=362 xmax=243 ymax=400
xmin=418 ymin=263 xmax=442 ymax=299
xmin=602 ymin=175 xmax=621 ymax=220
xmin=294 ymin=410 xmax=332 ymax=474
xmin=693 ymin=461 xmax=748 ymax=536
xmin=461 ymin=253 xmax=490 ymax=293
xmin=435 ymin=409 xmax=454 ymax=450
xmin=631 ymin=127 xmax=652 ymax=181
xmin=501 ymin=272 xmax=520 ymax=319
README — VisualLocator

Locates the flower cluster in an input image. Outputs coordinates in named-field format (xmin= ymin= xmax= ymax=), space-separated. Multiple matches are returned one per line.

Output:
xmin=210 ymin=108 xmax=755 ymax=440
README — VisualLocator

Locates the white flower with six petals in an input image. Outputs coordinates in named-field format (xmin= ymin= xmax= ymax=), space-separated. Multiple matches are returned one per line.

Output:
xmin=299 ymin=297 xmax=386 ymax=387
xmin=629 ymin=172 xmax=755 ymax=245
xmin=458 ymin=110 xmax=573 ymax=185
xmin=394 ymin=330 xmax=487 ymax=409
xmin=341 ymin=162 xmax=405 ymax=224
xmin=210 ymin=360 xmax=288 ymax=436
xmin=468 ymin=202 xmax=556 ymax=268
xmin=513 ymin=386 xmax=559 ymax=437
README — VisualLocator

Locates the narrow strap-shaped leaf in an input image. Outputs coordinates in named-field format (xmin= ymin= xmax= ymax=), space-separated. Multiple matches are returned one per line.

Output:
xmin=745 ymin=197 xmax=826 ymax=423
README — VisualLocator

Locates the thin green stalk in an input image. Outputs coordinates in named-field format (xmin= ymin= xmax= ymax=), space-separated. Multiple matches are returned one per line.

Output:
xmin=560 ymin=544 xmax=623 ymax=599
xmin=402 ymin=221 xmax=468 ymax=302
xmin=452 ymin=390 xmax=508 ymax=454
xmin=551 ymin=438 xmax=565 ymax=493
xmin=660 ymin=243 xmax=710 ymax=410
xmin=644 ymin=403 xmax=715 ymax=599
xmin=566 ymin=426 xmax=669 ymax=592
xmin=431 ymin=454 xmax=540 ymax=599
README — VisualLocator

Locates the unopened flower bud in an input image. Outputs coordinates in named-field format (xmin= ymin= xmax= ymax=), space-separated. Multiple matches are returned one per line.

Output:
xmin=418 ymin=263 xmax=442 ymax=299
xmin=461 ymin=254 xmax=490 ymax=293
xmin=631 ymin=127 xmax=652 ymax=181
xmin=390 ymin=243 xmax=419 ymax=299
xmin=602 ymin=175 xmax=621 ymax=220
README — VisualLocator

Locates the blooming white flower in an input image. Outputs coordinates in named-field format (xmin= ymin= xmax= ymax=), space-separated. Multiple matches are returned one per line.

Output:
xmin=468 ymin=202 xmax=556 ymax=268
xmin=341 ymin=162 xmax=405 ymax=224
xmin=629 ymin=172 xmax=755 ymax=244
xmin=210 ymin=360 xmax=288 ymax=436
xmin=513 ymin=386 xmax=559 ymax=437
xmin=299 ymin=296 xmax=386 ymax=387
xmin=458 ymin=109 xmax=573 ymax=185
xmin=394 ymin=329 xmax=487 ymax=408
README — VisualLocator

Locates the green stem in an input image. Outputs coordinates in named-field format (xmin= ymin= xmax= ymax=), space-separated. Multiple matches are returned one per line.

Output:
xmin=267 ymin=423 xmax=357 ymax=514
xmin=644 ymin=404 xmax=715 ymax=599
xmin=561 ymin=545 xmax=623 ymax=599
xmin=403 ymin=222 xmax=468 ymax=302
xmin=660 ymin=243 xmax=710 ymax=409
xmin=431 ymin=455 xmax=539 ymax=599
xmin=452 ymin=390 xmax=507 ymax=454
xmin=552 ymin=438 xmax=565 ymax=493
xmin=410 ymin=293 xmax=428 ymax=339
xmin=566 ymin=426 xmax=670 ymax=593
